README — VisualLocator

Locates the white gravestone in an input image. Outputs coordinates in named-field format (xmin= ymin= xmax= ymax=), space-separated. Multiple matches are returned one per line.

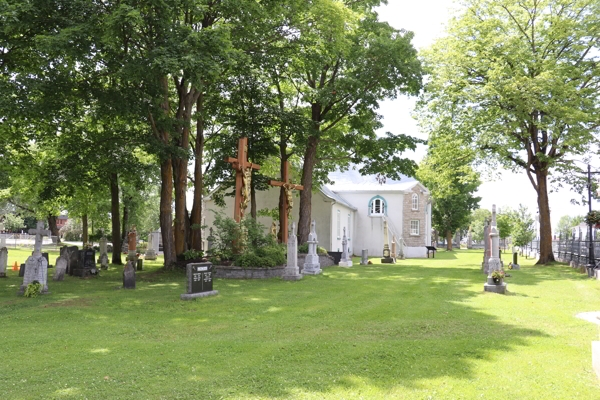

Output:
xmin=0 ymin=246 xmax=7 ymax=277
xmin=0 ymin=234 xmax=6 ymax=248
xmin=145 ymin=231 xmax=158 ymax=260
xmin=360 ymin=249 xmax=368 ymax=265
xmin=339 ymin=227 xmax=353 ymax=267
xmin=303 ymin=220 xmax=322 ymax=275
xmin=484 ymin=205 xmax=507 ymax=294
xmin=99 ymin=253 xmax=109 ymax=270
xmin=99 ymin=237 xmax=108 ymax=261
xmin=283 ymin=222 xmax=302 ymax=281
xmin=53 ymin=256 xmax=67 ymax=281
xmin=18 ymin=221 xmax=51 ymax=295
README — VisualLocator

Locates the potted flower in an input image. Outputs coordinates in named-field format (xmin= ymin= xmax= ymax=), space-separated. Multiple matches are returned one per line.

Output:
xmin=584 ymin=211 xmax=600 ymax=227
xmin=491 ymin=270 xmax=505 ymax=284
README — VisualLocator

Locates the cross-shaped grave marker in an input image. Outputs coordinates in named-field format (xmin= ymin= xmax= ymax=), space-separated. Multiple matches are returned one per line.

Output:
xmin=29 ymin=220 xmax=51 ymax=257
xmin=225 ymin=137 xmax=261 ymax=223
xmin=268 ymin=161 xmax=304 ymax=243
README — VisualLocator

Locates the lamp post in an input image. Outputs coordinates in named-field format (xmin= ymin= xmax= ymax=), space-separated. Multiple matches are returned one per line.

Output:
xmin=585 ymin=164 xmax=600 ymax=277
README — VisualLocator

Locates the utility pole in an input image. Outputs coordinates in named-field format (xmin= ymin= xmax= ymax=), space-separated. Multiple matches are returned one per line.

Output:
xmin=585 ymin=164 xmax=600 ymax=277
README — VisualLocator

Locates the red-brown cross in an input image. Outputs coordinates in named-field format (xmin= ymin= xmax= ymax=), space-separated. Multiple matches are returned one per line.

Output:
xmin=268 ymin=161 xmax=303 ymax=243
xmin=225 ymin=137 xmax=261 ymax=223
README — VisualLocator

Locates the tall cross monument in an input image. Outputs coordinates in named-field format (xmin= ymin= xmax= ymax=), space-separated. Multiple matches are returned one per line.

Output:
xmin=29 ymin=220 xmax=51 ymax=257
xmin=225 ymin=137 xmax=261 ymax=223
xmin=268 ymin=161 xmax=304 ymax=243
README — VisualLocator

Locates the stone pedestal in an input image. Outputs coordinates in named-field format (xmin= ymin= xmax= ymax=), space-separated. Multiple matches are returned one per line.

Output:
xmin=303 ymin=220 xmax=322 ymax=275
xmin=381 ymin=245 xmax=395 ymax=263
xmin=484 ymin=280 xmax=507 ymax=294
xmin=484 ymin=205 xmax=506 ymax=294
xmin=283 ymin=222 xmax=302 ymax=281
xmin=145 ymin=231 xmax=159 ymax=260
xmin=123 ymin=261 xmax=136 ymax=289
xmin=360 ymin=249 xmax=368 ymax=265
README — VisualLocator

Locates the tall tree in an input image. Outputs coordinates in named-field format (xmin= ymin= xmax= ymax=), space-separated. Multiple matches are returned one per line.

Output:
xmin=417 ymin=0 xmax=600 ymax=264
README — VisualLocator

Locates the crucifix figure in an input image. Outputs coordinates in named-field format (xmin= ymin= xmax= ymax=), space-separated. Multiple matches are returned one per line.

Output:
xmin=29 ymin=220 xmax=51 ymax=257
xmin=225 ymin=137 xmax=261 ymax=223
xmin=268 ymin=161 xmax=304 ymax=243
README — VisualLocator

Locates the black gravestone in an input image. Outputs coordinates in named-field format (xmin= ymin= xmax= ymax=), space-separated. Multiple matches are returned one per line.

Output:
xmin=19 ymin=263 xmax=26 ymax=277
xmin=42 ymin=252 xmax=52 ymax=268
xmin=180 ymin=262 xmax=218 ymax=300
xmin=61 ymin=246 xmax=79 ymax=275
xmin=72 ymin=249 xmax=97 ymax=277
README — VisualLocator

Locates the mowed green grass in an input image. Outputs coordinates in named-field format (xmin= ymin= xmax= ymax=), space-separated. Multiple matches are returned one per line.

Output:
xmin=0 ymin=248 xmax=599 ymax=400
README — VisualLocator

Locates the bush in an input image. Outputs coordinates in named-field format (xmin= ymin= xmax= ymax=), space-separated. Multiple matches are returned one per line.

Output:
xmin=298 ymin=243 xmax=328 ymax=254
xmin=24 ymin=281 xmax=42 ymax=298
xmin=235 ymin=252 xmax=281 ymax=268
xmin=256 ymin=244 xmax=286 ymax=266
xmin=182 ymin=249 xmax=204 ymax=260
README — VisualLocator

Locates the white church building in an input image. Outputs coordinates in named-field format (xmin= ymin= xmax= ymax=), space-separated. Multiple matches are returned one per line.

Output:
xmin=203 ymin=170 xmax=432 ymax=258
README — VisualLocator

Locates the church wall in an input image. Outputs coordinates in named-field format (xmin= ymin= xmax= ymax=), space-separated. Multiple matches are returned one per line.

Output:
xmin=330 ymin=202 xmax=355 ymax=253
xmin=402 ymin=185 xmax=429 ymax=251
xmin=334 ymin=191 xmax=405 ymax=257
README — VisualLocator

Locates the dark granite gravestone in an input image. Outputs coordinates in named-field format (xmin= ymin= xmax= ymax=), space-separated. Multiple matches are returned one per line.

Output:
xmin=136 ymin=259 xmax=143 ymax=271
xmin=72 ymin=249 xmax=97 ymax=277
xmin=19 ymin=263 xmax=26 ymax=277
xmin=123 ymin=261 xmax=136 ymax=289
xmin=180 ymin=262 xmax=218 ymax=300
xmin=327 ymin=251 xmax=342 ymax=265
xmin=42 ymin=252 xmax=52 ymax=268
xmin=61 ymin=246 xmax=79 ymax=275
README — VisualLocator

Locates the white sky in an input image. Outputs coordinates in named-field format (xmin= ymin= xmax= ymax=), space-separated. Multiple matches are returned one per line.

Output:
xmin=374 ymin=0 xmax=600 ymax=231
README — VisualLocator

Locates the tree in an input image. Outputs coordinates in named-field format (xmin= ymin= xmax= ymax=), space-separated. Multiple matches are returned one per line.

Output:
xmin=496 ymin=208 xmax=515 ymax=249
xmin=512 ymin=204 xmax=536 ymax=248
xmin=417 ymin=0 xmax=600 ymax=264
xmin=470 ymin=208 xmax=492 ymax=242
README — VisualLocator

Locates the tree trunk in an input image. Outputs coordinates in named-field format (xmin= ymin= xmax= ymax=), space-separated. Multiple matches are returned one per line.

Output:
xmin=298 ymin=135 xmax=319 ymax=244
xmin=446 ymin=230 xmax=453 ymax=251
xmin=82 ymin=214 xmax=88 ymax=245
xmin=173 ymin=154 xmax=188 ymax=255
xmin=160 ymin=158 xmax=176 ymax=267
xmin=121 ymin=200 xmax=129 ymax=244
xmin=190 ymin=94 xmax=204 ymax=251
xmin=47 ymin=215 xmax=60 ymax=244
xmin=536 ymin=170 xmax=555 ymax=264
xmin=110 ymin=173 xmax=122 ymax=265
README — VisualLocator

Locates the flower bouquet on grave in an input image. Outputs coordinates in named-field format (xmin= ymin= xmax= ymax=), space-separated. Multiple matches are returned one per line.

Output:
xmin=491 ymin=270 xmax=505 ymax=284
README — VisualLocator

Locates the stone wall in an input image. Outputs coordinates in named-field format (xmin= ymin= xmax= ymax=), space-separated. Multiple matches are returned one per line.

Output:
xmin=214 ymin=265 xmax=285 ymax=279
xmin=403 ymin=186 xmax=428 ymax=247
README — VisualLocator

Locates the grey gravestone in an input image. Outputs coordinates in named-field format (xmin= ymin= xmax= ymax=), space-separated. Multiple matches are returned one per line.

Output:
xmin=72 ymin=248 xmax=97 ymax=277
xmin=360 ymin=249 xmax=368 ymax=265
xmin=53 ymin=256 xmax=67 ymax=281
xmin=381 ymin=220 xmax=395 ymax=264
xmin=484 ymin=205 xmax=507 ymax=294
xmin=467 ymin=229 xmax=473 ymax=249
xmin=482 ymin=218 xmax=490 ymax=273
xmin=18 ymin=221 xmax=51 ymax=295
xmin=145 ymin=232 xmax=158 ymax=260
xmin=0 ymin=247 xmax=7 ymax=277
xmin=207 ymin=228 xmax=215 ymax=252
xmin=339 ymin=227 xmax=353 ymax=267
xmin=0 ymin=246 xmax=7 ymax=277
xmin=511 ymin=252 xmax=520 ymax=270
xmin=99 ymin=253 xmax=109 ymax=270
xmin=180 ymin=262 xmax=219 ymax=300
xmin=283 ymin=222 xmax=302 ymax=281
xmin=0 ymin=235 xmax=6 ymax=248
xmin=98 ymin=237 xmax=108 ymax=263
xmin=123 ymin=261 xmax=136 ymax=289
xmin=303 ymin=220 xmax=322 ymax=275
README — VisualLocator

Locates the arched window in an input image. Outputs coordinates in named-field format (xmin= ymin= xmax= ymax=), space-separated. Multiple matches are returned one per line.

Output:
xmin=368 ymin=196 xmax=387 ymax=216
xmin=412 ymin=193 xmax=419 ymax=210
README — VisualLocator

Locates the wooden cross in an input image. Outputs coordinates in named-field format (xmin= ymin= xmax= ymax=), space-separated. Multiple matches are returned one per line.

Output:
xmin=268 ymin=161 xmax=304 ymax=243
xmin=225 ymin=137 xmax=261 ymax=223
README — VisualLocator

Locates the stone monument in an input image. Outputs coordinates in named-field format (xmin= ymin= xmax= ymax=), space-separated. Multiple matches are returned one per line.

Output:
xmin=145 ymin=231 xmax=158 ymax=260
xmin=511 ymin=251 xmax=520 ymax=270
xmin=482 ymin=217 xmax=490 ymax=273
xmin=282 ymin=222 xmax=302 ymax=281
xmin=72 ymin=248 xmax=97 ymax=277
xmin=339 ymin=227 xmax=353 ymax=267
xmin=0 ymin=246 xmax=7 ymax=277
xmin=18 ymin=221 xmax=51 ymax=295
xmin=467 ymin=226 xmax=473 ymax=249
xmin=180 ymin=262 xmax=219 ymax=300
xmin=98 ymin=237 xmax=108 ymax=263
xmin=391 ymin=235 xmax=397 ymax=259
xmin=99 ymin=253 xmax=109 ymax=270
xmin=53 ymin=256 xmax=67 ymax=281
xmin=484 ymin=205 xmax=507 ymax=294
xmin=123 ymin=260 xmax=136 ymax=289
xmin=360 ymin=249 xmax=368 ymax=265
xmin=207 ymin=228 xmax=215 ymax=252
xmin=381 ymin=220 xmax=395 ymax=263
xmin=127 ymin=227 xmax=137 ymax=262
xmin=303 ymin=220 xmax=322 ymax=275
xmin=0 ymin=234 xmax=6 ymax=248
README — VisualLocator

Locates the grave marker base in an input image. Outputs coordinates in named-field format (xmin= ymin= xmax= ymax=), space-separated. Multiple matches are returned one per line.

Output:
xmin=180 ymin=290 xmax=219 ymax=300
xmin=381 ymin=257 xmax=395 ymax=264
xmin=484 ymin=282 xmax=507 ymax=294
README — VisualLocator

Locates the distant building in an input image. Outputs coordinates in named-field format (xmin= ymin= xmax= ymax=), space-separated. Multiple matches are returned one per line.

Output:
xmin=56 ymin=215 xmax=69 ymax=229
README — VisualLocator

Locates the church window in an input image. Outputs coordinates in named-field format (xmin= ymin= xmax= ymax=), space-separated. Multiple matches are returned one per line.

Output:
xmin=369 ymin=196 xmax=386 ymax=216
xmin=412 ymin=193 xmax=419 ymax=210
xmin=411 ymin=220 xmax=420 ymax=235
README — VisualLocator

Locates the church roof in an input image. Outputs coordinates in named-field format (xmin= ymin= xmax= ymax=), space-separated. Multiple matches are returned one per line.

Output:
xmin=320 ymin=185 xmax=358 ymax=210
xmin=326 ymin=169 xmax=423 ymax=193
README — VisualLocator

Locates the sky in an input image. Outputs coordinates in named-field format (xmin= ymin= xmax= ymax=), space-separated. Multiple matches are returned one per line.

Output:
xmin=373 ymin=0 xmax=600 ymax=231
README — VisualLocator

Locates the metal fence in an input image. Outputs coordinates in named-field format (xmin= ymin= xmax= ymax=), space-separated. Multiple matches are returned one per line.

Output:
xmin=0 ymin=233 xmax=61 ymax=251
xmin=553 ymin=237 xmax=600 ymax=267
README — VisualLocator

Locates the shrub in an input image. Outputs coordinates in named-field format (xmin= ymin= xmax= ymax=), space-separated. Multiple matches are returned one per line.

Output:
xmin=298 ymin=243 xmax=328 ymax=254
xmin=24 ymin=281 xmax=42 ymax=298
xmin=256 ymin=244 xmax=286 ymax=266
xmin=182 ymin=249 xmax=204 ymax=260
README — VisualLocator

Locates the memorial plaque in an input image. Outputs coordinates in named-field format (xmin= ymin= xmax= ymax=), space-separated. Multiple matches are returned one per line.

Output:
xmin=72 ymin=249 xmax=97 ymax=277
xmin=181 ymin=262 xmax=218 ymax=300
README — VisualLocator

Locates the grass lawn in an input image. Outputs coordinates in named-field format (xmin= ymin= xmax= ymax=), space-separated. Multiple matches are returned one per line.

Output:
xmin=1 ymin=248 xmax=599 ymax=399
